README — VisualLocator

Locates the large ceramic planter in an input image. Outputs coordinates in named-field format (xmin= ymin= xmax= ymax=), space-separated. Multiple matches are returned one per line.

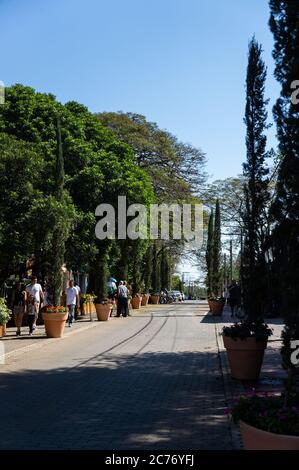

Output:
xmin=131 ymin=297 xmax=142 ymax=309
xmin=42 ymin=312 xmax=68 ymax=338
xmin=150 ymin=295 xmax=160 ymax=305
xmin=0 ymin=324 xmax=6 ymax=337
xmin=141 ymin=294 xmax=150 ymax=306
xmin=223 ymin=336 xmax=267 ymax=380
xmin=240 ymin=420 xmax=299 ymax=450
xmin=95 ymin=303 xmax=112 ymax=321
xmin=208 ymin=299 xmax=224 ymax=316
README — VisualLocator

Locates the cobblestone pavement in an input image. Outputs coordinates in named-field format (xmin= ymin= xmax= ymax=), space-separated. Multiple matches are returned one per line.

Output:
xmin=0 ymin=301 xmax=233 ymax=450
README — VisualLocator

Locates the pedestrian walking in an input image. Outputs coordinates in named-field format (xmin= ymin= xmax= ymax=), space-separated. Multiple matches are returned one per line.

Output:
xmin=26 ymin=276 xmax=44 ymax=335
xmin=228 ymin=280 xmax=241 ymax=318
xmin=66 ymin=279 xmax=79 ymax=327
xmin=74 ymin=281 xmax=81 ymax=319
xmin=116 ymin=281 xmax=129 ymax=317
xmin=12 ymin=283 xmax=26 ymax=336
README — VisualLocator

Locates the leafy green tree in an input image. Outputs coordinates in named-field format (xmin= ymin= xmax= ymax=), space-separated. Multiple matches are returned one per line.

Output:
xmin=96 ymin=112 xmax=207 ymax=201
xmin=241 ymin=37 xmax=270 ymax=321
xmin=0 ymin=134 xmax=44 ymax=283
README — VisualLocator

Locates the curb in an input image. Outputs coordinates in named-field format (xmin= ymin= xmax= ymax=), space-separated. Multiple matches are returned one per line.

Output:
xmin=213 ymin=317 xmax=244 ymax=450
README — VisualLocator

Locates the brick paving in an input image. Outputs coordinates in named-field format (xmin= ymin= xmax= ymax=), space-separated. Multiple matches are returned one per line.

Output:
xmin=0 ymin=301 xmax=233 ymax=450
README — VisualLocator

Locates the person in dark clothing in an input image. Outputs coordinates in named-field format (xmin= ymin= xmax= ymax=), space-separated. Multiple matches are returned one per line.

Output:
xmin=228 ymin=280 xmax=241 ymax=318
xmin=11 ymin=283 xmax=27 ymax=336
xmin=116 ymin=281 xmax=129 ymax=317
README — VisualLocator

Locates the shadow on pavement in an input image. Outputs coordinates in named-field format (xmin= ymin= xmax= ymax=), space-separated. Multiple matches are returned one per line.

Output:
xmin=0 ymin=350 xmax=232 ymax=450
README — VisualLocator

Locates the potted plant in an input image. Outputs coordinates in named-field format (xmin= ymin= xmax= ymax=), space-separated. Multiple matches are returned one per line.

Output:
xmin=230 ymin=392 xmax=299 ymax=450
xmin=131 ymin=294 xmax=142 ymax=309
xmin=208 ymin=295 xmax=225 ymax=316
xmin=222 ymin=321 xmax=272 ymax=380
xmin=141 ymin=293 xmax=150 ymax=306
xmin=42 ymin=306 xmax=68 ymax=338
xmin=150 ymin=292 xmax=160 ymax=305
xmin=0 ymin=298 xmax=11 ymax=337
xmin=94 ymin=254 xmax=113 ymax=321
xmin=81 ymin=293 xmax=96 ymax=315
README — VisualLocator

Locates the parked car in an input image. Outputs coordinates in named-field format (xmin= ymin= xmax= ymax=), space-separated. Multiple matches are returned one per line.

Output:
xmin=170 ymin=290 xmax=183 ymax=301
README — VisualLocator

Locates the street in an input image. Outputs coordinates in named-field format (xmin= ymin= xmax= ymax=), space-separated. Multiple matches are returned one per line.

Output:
xmin=0 ymin=301 xmax=232 ymax=450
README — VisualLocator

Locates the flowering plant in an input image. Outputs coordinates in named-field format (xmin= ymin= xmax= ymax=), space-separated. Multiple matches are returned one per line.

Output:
xmin=45 ymin=306 xmax=68 ymax=313
xmin=208 ymin=295 xmax=225 ymax=302
xmin=81 ymin=294 xmax=96 ymax=303
xmin=230 ymin=392 xmax=299 ymax=436
xmin=0 ymin=298 xmax=11 ymax=325
xmin=222 ymin=321 xmax=273 ymax=341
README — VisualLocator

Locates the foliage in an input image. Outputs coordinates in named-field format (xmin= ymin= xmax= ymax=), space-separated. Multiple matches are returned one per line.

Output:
xmin=44 ymin=306 xmax=68 ymax=313
xmin=269 ymin=0 xmax=299 ymax=400
xmin=205 ymin=200 xmax=222 ymax=297
xmin=81 ymin=293 xmax=96 ymax=303
xmin=231 ymin=393 xmax=299 ymax=437
xmin=205 ymin=209 xmax=214 ymax=295
xmin=0 ymin=297 xmax=11 ymax=325
xmin=212 ymin=199 xmax=222 ymax=296
xmin=241 ymin=37 xmax=271 ymax=322
xmin=96 ymin=112 xmax=207 ymax=201
xmin=222 ymin=321 xmax=273 ymax=341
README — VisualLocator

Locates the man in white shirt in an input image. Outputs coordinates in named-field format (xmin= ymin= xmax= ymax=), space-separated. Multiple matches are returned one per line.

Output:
xmin=66 ymin=279 xmax=79 ymax=327
xmin=26 ymin=276 xmax=44 ymax=335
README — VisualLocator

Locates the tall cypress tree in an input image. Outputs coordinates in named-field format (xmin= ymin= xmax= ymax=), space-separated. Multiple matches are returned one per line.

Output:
xmin=212 ymin=199 xmax=222 ymax=297
xmin=269 ymin=0 xmax=299 ymax=318
xmin=205 ymin=208 xmax=214 ymax=296
xmin=151 ymin=242 xmax=161 ymax=293
xmin=269 ymin=1 xmax=299 ymax=390
xmin=241 ymin=37 xmax=270 ymax=322
xmin=47 ymin=117 xmax=67 ymax=305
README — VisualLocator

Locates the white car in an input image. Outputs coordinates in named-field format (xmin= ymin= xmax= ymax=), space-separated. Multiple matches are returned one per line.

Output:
xmin=171 ymin=290 xmax=183 ymax=301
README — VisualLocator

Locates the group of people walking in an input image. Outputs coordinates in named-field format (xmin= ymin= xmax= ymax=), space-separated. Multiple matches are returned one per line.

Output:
xmin=10 ymin=274 xmax=133 ymax=336
xmin=11 ymin=275 xmax=82 ymax=336
xmin=107 ymin=277 xmax=131 ymax=318
xmin=11 ymin=276 xmax=44 ymax=336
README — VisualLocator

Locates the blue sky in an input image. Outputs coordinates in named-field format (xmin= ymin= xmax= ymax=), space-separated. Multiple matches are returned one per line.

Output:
xmin=1 ymin=0 xmax=279 ymax=181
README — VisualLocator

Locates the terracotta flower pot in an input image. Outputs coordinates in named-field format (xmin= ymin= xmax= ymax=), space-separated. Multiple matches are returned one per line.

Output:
xmin=0 ymin=324 xmax=6 ymax=337
xmin=208 ymin=299 xmax=224 ymax=315
xmin=95 ymin=303 xmax=112 ymax=321
xmin=240 ymin=420 xmax=299 ymax=450
xmin=42 ymin=312 xmax=68 ymax=338
xmin=223 ymin=336 xmax=267 ymax=380
xmin=150 ymin=295 xmax=160 ymax=305
xmin=141 ymin=294 xmax=150 ymax=306
xmin=131 ymin=297 xmax=142 ymax=309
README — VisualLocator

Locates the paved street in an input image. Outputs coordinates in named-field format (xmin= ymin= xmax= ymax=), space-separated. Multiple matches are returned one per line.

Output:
xmin=0 ymin=301 xmax=233 ymax=450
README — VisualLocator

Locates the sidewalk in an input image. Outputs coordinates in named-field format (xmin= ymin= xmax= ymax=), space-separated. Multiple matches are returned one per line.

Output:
xmin=0 ymin=312 xmax=107 ymax=360
xmin=214 ymin=306 xmax=285 ymax=396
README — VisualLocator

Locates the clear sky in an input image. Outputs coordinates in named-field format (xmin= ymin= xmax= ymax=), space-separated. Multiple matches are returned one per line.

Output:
xmin=1 ymin=0 xmax=279 ymax=181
